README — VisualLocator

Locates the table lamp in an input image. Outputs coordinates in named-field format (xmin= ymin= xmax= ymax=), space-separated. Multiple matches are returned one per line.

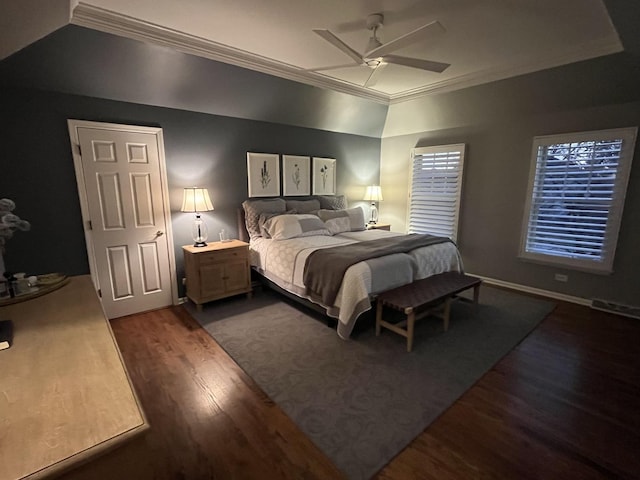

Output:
xmin=181 ymin=187 xmax=214 ymax=247
xmin=363 ymin=185 xmax=383 ymax=224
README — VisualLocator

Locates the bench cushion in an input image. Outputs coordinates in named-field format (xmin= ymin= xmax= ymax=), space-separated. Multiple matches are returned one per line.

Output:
xmin=378 ymin=272 xmax=481 ymax=313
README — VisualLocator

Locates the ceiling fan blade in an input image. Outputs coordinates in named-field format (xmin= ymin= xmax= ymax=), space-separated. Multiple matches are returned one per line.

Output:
xmin=364 ymin=63 xmax=387 ymax=88
xmin=365 ymin=20 xmax=445 ymax=58
xmin=306 ymin=63 xmax=362 ymax=72
xmin=313 ymin=29 xmax=363 ymax=64
xmin=383 ymin=54 xmax=450 ymax=73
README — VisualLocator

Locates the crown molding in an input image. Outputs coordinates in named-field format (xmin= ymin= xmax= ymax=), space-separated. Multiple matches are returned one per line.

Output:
xmin=388 ymin=36 xmax=623 ymax=104
xmin=70 ymin=2 xmax=390 ymax=104
xmin=71 ymin=2 xmax=623 ymax=106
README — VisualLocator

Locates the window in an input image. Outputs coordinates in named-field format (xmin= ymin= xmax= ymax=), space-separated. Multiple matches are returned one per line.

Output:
xmin=520 ymin=127 xmax=637 ymax=273
xmin=408 ymin=144 xmax=465 ymax=241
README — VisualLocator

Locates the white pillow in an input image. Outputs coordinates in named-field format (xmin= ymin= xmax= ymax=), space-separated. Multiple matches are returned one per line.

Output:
xmin=258 ymin=210 xmax=296 ymax=238
xmin=317 ymin=207 xmax=365 ymax=233
xmin=324 ymin=216 xmax=352 ymax=235
xmin=263 ymin=214 xmax=330 ymax=240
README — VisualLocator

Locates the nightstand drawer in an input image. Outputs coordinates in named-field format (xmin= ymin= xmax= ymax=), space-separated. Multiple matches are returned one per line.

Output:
xmin=198 ymin=247 xmax=247 ymax=265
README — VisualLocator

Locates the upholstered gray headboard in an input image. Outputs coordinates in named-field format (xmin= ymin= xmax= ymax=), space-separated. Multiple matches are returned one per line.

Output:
xmin=237 ymin=207 xmax=249 ymax=243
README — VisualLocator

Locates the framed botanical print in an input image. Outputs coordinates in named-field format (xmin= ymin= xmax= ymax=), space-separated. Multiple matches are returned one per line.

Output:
xmin=282 ymin=155 xmax=310 ymax=196
xmin=312 ymin=157 xmax=336 ymax=195
xmin=247 ymin=152 xmax=280 ymax=197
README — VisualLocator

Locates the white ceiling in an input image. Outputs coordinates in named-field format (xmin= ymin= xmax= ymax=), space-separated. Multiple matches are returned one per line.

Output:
xmin=32 ymin=0 xmax=629 ymax=104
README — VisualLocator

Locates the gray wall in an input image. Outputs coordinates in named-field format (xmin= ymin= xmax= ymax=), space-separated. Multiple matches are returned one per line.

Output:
xmin=381 ymin=54 xmax=640 ymax=306
xmin=0 ymin=88 xmax=380 ymax=296
xmin=0 ymin=25 xmax=388 ymax=138
xmin=378 ymin=0 xmax=640 ymax=306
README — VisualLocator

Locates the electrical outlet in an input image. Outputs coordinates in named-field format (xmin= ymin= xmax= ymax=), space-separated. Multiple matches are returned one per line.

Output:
xmin=554 ymin=273 xmax=568 ymax=282
xmin=182 ymin=277 xmax=187 ymax=286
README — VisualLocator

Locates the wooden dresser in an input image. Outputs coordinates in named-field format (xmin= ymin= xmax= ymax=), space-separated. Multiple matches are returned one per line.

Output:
xmin=0 ymin=275 xmax=148 ymax=480
xmin=183 ymin=239 xmax=252 ymax=311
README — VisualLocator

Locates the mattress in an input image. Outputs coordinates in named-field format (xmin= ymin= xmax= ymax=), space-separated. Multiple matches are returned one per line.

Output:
xmin=250 ymin=229 xmax=463 ymax=338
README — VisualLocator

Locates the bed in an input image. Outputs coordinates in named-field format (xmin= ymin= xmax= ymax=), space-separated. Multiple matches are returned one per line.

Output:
xmin=241 ymin=196 xmax=463 ymax=339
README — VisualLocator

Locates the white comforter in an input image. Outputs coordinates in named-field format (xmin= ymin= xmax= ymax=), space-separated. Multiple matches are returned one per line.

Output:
xmin=250 ymin=230 xmax=463 ymax=339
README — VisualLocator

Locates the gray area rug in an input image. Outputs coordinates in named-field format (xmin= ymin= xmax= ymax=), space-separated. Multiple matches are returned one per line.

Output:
xmin=185 ymin=286 xmax=554 ymax=479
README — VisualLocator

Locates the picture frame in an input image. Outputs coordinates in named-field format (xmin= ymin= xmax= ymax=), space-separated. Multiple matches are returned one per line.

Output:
xmin=247 ymin=152 xmax=280 ymax=197
xmin=282 ymin=155 xmax=311 ymax=196
xmin=312 ymin=157 xmax=336 ymax=195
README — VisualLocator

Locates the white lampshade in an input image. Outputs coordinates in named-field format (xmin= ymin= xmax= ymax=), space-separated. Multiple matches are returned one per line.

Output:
xmin=181 ymin=187 xmax=214 ymax=213
xmin=363 ymin=185 xmax=383 ymax=202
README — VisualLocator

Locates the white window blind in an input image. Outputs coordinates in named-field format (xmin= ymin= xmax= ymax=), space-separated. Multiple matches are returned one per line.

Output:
xmin=520 ymin=127 xmax=637 ymax=273
xmin=408 ymin=144 xmax=465 ymax=241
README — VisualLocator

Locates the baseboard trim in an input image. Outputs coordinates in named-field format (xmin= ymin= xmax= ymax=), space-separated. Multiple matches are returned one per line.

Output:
xmin=467 ymin=273 xmax=591 ymax=306
xmin=178 ymin=278 xmax=589 ymax=307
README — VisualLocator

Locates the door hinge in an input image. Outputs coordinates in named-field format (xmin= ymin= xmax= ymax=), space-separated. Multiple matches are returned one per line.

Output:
xmin=74 ymin=143 xmax=82 ymax=156
xmin=87 ymin=220 xmax=92 ymax=230
xmin=97 ymin=288 xmax=102 ymax=298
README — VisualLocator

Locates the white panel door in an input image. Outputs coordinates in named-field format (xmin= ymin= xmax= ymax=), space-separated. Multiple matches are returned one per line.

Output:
xmin=71 ymin=122 xmax=175 ymax=318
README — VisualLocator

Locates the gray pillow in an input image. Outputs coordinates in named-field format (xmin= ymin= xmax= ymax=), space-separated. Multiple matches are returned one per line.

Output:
xmin=285 ymin=199 xmax=321 ymax=213
xmin=242 ymin=198 xmax=286 ymax=239
xmin=317 ymin=195 xmax=347 ymax=210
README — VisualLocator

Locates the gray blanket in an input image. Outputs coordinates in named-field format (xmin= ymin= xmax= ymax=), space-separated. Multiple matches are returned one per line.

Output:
xmin=303 ymin=234 xmax=452 ymax=306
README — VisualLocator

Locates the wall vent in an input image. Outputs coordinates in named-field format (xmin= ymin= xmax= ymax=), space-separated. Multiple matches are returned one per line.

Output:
xmin=591 ymin=299 xmax=640 ymax=320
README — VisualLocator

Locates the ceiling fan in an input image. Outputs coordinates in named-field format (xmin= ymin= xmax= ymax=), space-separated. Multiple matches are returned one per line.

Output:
xmin=310 ymin=13 xmax=450 ymax=88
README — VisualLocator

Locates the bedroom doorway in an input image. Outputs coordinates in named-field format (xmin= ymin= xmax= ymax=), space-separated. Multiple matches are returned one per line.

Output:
xmin=68 ymin=120 xmax=177 ymax=319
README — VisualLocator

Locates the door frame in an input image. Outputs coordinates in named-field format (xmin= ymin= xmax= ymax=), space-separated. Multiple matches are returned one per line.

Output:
xmin=67 ymin=119 xmax=179 ymax=308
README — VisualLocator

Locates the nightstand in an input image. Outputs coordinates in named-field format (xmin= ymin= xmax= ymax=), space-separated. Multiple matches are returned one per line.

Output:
xmin=183 ymin=239 xmax=252 ymax=311
xmin=366 ymin=223 xmax=391 ymax=231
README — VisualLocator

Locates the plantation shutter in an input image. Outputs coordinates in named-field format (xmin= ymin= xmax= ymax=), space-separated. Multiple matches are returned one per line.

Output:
xmin=408 ymin=144 xmax=465 ymax=241
xmin=520 ymin=127 xmax=637 ymax=273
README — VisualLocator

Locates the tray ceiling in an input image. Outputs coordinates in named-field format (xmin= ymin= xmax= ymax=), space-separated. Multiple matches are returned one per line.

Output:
xmin=8 ymin=0 xmax=626 ymax=104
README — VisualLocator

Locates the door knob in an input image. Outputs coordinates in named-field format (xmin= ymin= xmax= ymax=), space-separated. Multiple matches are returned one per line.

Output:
xmin=155 ymin=230 xmax=164 ymax=237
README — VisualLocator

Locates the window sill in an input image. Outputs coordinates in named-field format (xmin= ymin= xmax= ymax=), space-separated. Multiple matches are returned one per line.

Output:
xmin=517 ymin=253 xmax=613 ymax=275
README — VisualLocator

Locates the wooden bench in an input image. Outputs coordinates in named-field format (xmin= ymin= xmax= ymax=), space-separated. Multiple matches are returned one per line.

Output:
xmin=375 ymin=272 xmax=482 ymax=352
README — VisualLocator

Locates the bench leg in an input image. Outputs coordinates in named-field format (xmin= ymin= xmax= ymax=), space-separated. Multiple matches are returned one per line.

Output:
xmin=443 ymin=297 xmax=452 ymax=332
xmin=375 ymin=300 xmax=383 ymax=336
xmin=407 ymin=310 xmax=415 ymax=352
xmin=473 ymin=283 xmax=481 ymax=304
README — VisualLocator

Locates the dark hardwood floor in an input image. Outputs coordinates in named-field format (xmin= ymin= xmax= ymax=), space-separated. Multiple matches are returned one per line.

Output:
xmin=60 ymin=294 xmax=640 ymax=480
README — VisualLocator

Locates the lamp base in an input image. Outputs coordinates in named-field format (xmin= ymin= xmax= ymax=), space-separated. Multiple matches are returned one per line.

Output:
xmin=369 ymin=202 xmax=379 ymax=224
xmin=192 ymin=214 xmax=209 ymax=247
